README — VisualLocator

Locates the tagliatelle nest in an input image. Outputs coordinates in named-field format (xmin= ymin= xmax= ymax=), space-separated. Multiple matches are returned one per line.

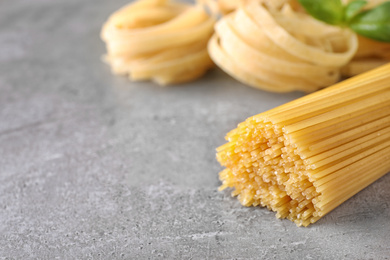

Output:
xmin=342 ymin=35 xmax=390 ymax=77
xmin=101 ymin=0 xmax=216 ymax=85
xmin=208 ymin=0 xmax=358 ymax=92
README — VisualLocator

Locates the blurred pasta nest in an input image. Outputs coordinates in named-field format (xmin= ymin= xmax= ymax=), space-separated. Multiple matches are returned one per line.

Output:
xmin=101 ymin=0 xmax=215 ymax=85
xmin=208 ymin=0 xmax=358 ymax=92
xmin=101 ymin=0 xmax=390 ymax=92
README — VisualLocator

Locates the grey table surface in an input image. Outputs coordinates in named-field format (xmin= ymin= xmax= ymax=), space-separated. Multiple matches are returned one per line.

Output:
xmin=1 ymin=0 xmax=389 ymax=259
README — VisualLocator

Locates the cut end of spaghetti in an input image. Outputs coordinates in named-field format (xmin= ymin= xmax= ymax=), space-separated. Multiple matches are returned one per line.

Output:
xmin=217 ymin=117 xmax=322 ymax=227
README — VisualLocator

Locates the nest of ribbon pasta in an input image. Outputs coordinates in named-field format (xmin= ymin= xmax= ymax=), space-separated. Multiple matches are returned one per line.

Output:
xmin=208 ymin=0 xmax=358 ymax=92
xmin=101 ymin=0 xmax=216 ymax=85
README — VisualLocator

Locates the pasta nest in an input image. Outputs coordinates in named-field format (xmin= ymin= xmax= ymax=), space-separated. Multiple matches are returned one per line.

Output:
xmin=101 ymin=0 xmax=216 ymax=85
xmin=342 ymin=35 xmax=390 ymax=77
xmin=208 ymin=0 xmax=359 ymax=92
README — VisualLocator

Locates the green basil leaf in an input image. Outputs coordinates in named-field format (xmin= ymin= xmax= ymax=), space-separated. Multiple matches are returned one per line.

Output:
xmin=349 ymin=2 xmax=390 ymax=42
xmin=344 ymin=0 xmax=367 ymax=22
xmin=298 ymin=0 xmax=344 ymax=25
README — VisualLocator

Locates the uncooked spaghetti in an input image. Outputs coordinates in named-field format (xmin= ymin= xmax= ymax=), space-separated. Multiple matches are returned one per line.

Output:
xmin=216 ymin=63 xmax=390 ymax=226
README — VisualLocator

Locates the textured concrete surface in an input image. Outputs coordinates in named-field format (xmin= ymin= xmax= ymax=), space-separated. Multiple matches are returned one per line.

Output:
xmin=0 ymin=0 xmax=389 ymax=259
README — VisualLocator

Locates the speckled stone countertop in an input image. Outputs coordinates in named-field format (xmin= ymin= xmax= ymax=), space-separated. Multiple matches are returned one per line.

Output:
xmin=0 ymin=0 xmax=389 ymax=259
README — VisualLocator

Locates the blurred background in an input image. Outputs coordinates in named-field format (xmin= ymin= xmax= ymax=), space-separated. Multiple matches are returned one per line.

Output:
xmin=0 ymin=0 xmax=389 ymax=258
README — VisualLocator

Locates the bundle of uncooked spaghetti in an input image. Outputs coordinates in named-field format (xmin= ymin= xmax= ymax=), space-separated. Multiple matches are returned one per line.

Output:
xmin=216 ymin=63 xmax=390 ymax=226
xmin=101 ymin=0 xmax=215 ymax=85
xmin=208 ymin=0 xmax=358 ymax=92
